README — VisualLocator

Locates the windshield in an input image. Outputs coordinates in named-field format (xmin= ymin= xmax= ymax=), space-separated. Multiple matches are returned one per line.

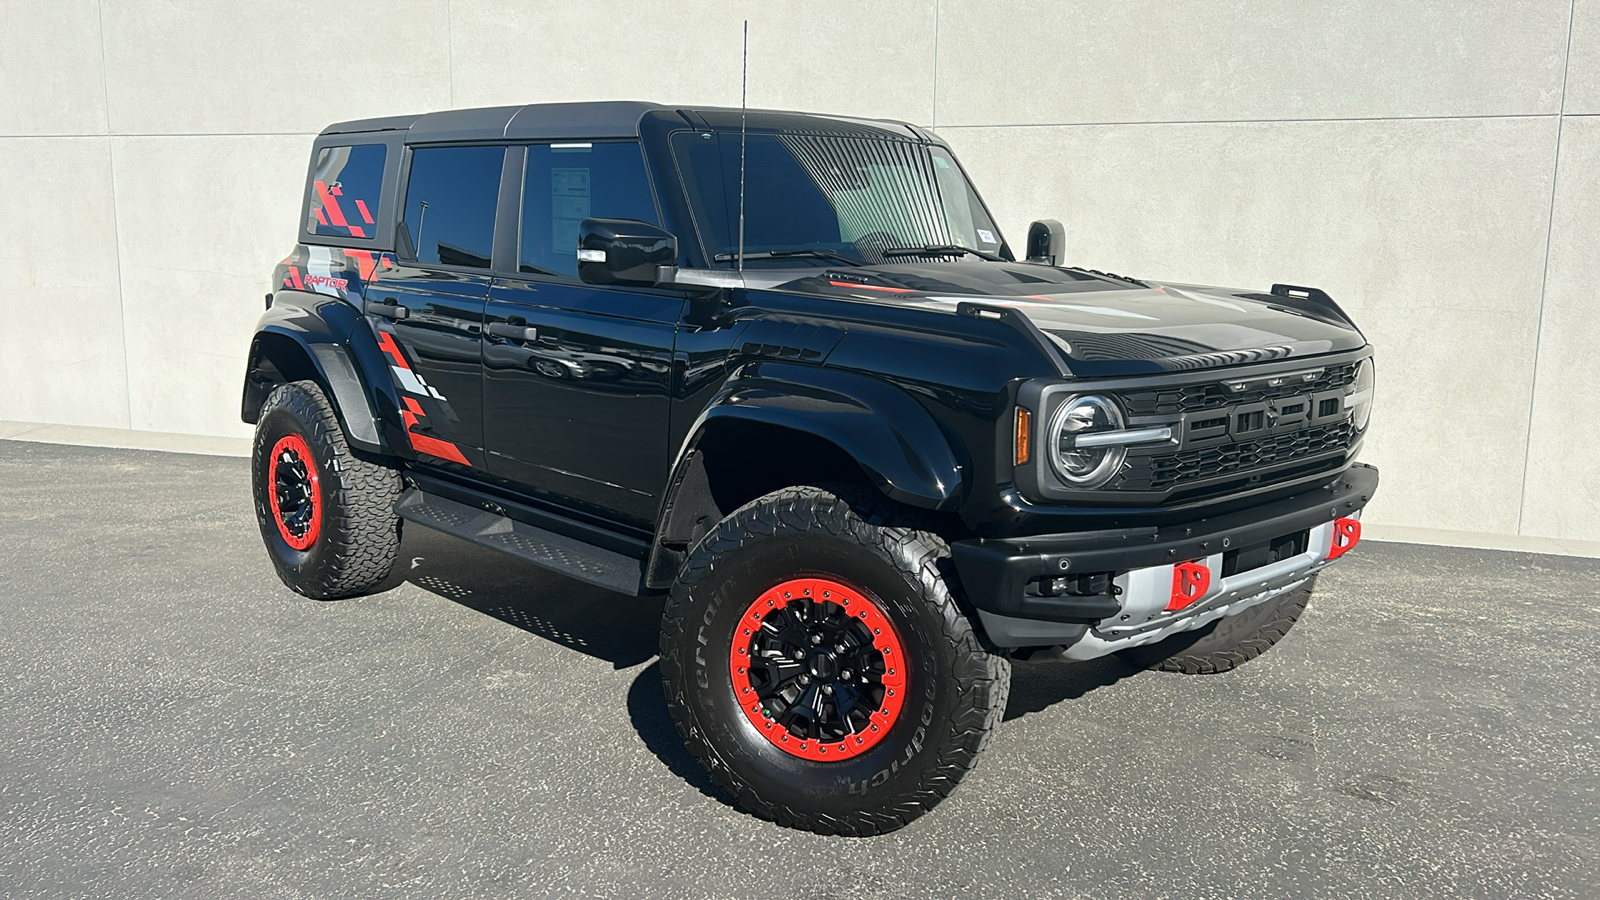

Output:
xmin=671 ymin=131 xmax=1007 ymax=267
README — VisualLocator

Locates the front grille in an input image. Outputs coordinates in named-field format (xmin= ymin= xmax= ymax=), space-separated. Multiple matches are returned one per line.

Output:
xmin=1139 ymin=421 xmax=1355 ymax=490
xmin=1120 ymin=362 xmax=1358 ymax=416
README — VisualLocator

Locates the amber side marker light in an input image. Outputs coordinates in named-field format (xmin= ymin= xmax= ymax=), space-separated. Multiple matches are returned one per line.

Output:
xmin=1014 ymin=407 xmax=1032 ymax=466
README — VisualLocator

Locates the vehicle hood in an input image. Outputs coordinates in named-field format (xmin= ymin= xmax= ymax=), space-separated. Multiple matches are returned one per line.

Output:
xmin=767 ymin=261 xmax=1366 ymax=376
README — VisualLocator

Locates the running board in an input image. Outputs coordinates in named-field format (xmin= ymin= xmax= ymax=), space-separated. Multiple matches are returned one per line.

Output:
xmin=394 ymin=488 xmax=650 ymax=596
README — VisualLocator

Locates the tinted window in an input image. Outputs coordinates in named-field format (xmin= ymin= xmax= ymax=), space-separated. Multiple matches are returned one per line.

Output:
xmin=307 ymin=144 xmax=386 ymax=239
xmin=671 ymin=132 xmax=1004 ymax=266
xmin=520 ymin=142 xmax=658 ymax=277
xmin=401 ymin=145 xmax=503 ymax=269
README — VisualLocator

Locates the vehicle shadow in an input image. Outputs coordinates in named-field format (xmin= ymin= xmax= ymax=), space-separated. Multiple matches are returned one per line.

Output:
xmin=387 ymin=526 xmax=1142 ymax=796
xmin=1003 ymin=655 xmax=1145 ymax=721
xmin=390 ymin=525 xmax=661 ymax=669
xmin=388 ymin=526 xmax=738 ymax=808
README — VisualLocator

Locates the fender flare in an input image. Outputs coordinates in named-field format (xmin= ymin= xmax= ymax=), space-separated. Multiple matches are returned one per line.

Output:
xmin=242 ymin=294 xmax=388 ymax=453
xmin=647 ymin=362 xmax=966 ymax=588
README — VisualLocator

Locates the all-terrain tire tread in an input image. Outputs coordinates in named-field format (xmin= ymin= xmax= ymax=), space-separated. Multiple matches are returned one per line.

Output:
xmin=253 ymin=381 xmax=401 ymax=599
xmin=658 ymin=485 xmax=1010 ymax=836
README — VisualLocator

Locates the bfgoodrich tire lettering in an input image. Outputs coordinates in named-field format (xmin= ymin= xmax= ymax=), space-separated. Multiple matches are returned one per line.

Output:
xmin=659 ymin=485 xmax=1010 ymax=836
xmin=252 ymin=380 xmax=401 ymax=599
xmin=1116 ymin=576 xmax=1317 ymax=675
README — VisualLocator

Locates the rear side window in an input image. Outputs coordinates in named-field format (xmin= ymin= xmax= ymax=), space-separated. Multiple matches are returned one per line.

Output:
xmin=520 ymin=142 xmax=658 ymax=277
xmin=307 ymin=144 xmax=386 ymax=239
xmin=400 ymin=145 xmax=504 ymax=269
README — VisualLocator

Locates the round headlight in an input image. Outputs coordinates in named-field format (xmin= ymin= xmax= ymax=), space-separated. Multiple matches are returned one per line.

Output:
xmin=1347 ymin=358 xmax=1375 ymax=432
xmin=1049 ymin=394 xmax=1127 ymax=488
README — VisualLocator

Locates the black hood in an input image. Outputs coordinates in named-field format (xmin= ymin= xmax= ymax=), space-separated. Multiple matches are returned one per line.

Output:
xmin=770 ymin=261 xmax=1366 ymax=376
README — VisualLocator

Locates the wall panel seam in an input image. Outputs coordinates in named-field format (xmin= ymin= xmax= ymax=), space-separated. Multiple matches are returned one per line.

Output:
xmin=96 ymin=0 xmax=132 ymax=429
xmin=1517 ymin=0 xmax=1577 ymax=535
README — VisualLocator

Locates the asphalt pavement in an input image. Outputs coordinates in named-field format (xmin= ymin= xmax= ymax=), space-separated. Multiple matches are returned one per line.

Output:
xmin=1 ymin=441 xmax=1596 ymax=899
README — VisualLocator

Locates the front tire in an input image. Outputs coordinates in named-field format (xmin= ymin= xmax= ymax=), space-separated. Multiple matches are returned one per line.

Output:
xmin=251 ymin=381 xmax=402 ymax=599
xmin=659 ymin=485 xmax=1010 ymax=836
xmin=1116 ymin=577 xmax=1316 ymax=674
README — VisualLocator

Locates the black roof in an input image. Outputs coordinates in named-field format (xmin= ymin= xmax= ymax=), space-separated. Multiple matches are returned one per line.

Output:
xmin=320 ymin=101 xmax=928 ymax=143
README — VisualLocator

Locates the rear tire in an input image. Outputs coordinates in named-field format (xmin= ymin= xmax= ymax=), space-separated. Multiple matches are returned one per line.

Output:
xmin=1116 ymin=577 xmax=1316 ymax=674
xmin=251 ymin=381 xmax=401 ymax=599
xmin=659 ymin=485 xmax=1010 ymax=836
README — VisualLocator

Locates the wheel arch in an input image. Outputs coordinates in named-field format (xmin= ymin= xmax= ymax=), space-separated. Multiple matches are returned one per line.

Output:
xmin=243 ymin=319 xmax=386 ymax=454
xmin=645 ymin=365 xmax=967 ymax=588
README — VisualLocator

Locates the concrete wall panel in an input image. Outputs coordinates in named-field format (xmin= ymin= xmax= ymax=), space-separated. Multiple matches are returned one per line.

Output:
xmin=0 ymin=138 xmax=129 ymax=427
xmin=450 ymin=0 xmax=937 ymax=125
xmin=940 ymin=117 xmax=1559 ymax=533
xmin=110 ymin=135 xmax=311 ymax=436
xmin=1520 ymin=117 xmax=1600 ymax=542
xmin=99 ymin=0 xmax=451 ymax=135
xmin=1567 ymin=0 xmax=1600 ymax=114
xmin=936 ymin=0 xmax=1571 ymax=126
xmin=0 ymin=0 xmax=108 ymax=135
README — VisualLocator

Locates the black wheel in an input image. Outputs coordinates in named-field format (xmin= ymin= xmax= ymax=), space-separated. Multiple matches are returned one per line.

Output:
xmin=659 ymin=485 xmax=1011 ymax=836
xmin=1116 ymin=577 xmax=1316 ymax=675
xmin=251 ymin=381 xmax=402 ymax=599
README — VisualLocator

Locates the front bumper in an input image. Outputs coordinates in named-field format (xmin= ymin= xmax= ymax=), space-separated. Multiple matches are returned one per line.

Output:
xmin=951 ymin=464 xmax=1378 ymax=655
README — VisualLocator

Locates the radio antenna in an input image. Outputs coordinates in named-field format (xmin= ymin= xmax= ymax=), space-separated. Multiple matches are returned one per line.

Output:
xmin=737 ymin=19 xmax=748 ymax=272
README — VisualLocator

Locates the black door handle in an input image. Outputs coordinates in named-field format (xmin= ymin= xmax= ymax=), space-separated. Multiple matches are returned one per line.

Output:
xmin=487 ymin=322 xmax=538 ymax=342
xmin=365 ymin=299 xmax=409 ymax=320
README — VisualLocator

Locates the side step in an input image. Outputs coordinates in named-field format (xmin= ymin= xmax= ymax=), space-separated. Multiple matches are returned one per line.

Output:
xmin=394 ymin=488 xmax=650 ymax=596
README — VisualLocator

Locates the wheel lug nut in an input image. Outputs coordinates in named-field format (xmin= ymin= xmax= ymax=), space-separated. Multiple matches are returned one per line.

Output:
xmin=822 ymin=684 xmax=833 ymax=696
xmin=810 ymin=634 xmax=822 ymax=645
xmin=834 ymin=644 xmax=846 ymax=654
xmin=840 ymin=669 xmax=852 ymax=680
xmin=799 ymin=675 xmax=811 ymax=685
xmin=793 ymin=650 xmax=805 ymax=660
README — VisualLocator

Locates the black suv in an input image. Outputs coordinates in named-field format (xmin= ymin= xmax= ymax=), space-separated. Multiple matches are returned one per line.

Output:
xmin=243 ymin=101 xmax=1378 ymax=835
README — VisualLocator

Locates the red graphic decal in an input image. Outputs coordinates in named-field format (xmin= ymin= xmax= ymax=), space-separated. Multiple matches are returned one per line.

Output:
xmin=344 ymin=249 xmax=378 ymax=281
xmin=348 ymin=225 xmax=366 ymax=238
xmin=829 ymin=280 xmax=911 ymax=294
xmin=399 ymin=397 xmax=471 ymax=465
xmin=314 ymin=208 xmax=328 ymax=226
xmin=285 ymin=266 xmax=304 ymax=290
xmin=1328 ymin=517 xmax=1361 ymax=560
xmin=354 ymin=199 xmax=374 ymax=224
xmin=1167 ymin=560 xmax=1211 ymax=611
xmin=330 ymin=184 xmax=342 ymax=196
xmin=313 ymin=180 xmax=349 ymax=227
xmin=301 ymin=274 xmax=348 ymax=290
xmin=376 ymin=331 xmax=411 ymax=370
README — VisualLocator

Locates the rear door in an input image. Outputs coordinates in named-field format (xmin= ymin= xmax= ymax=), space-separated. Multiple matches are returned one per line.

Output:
xmin=368 ymin=144 xmax=508 ymax=469
xmin=482 ymin=141 xmax=682 ymax=526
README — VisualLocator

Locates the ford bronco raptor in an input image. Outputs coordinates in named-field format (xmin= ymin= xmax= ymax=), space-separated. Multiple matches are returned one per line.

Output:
xmin=244 ymin=101 xmax=1378 ymax=835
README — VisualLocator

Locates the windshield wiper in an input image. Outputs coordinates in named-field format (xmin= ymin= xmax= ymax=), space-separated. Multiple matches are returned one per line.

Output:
xmin=713 ymin=248 xmax=862 ymax=265
xmin=881 ymin=244 xmax=1004 ymax=262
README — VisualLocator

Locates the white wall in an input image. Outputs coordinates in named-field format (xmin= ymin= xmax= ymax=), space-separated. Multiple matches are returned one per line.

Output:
xmin=2 ymin=0 xmax=1595 ymax=542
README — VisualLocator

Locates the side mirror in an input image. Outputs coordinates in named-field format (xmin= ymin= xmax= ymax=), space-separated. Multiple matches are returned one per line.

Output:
xmin=577 ymin=218 xmax=678 ymax=286
xmin=1025 ymin=219 xmax=1066 ymax=266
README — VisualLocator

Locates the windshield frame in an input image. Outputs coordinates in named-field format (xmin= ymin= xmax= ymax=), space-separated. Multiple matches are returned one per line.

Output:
xmin=667 ymin=128 xmax=1012 ymax=270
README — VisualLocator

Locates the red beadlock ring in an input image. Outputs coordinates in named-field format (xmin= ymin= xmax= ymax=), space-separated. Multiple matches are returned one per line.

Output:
xmin=728 ymin=577 xmax=908 ymax=762
xmin=267 ymin=433 xmax=322 ymax=551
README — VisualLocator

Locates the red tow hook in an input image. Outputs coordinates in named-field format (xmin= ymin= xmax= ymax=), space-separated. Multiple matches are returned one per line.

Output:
xmin=1167 ymin=561 xmax=1212 ymax=611
xmin=1328 ymin=517 xmax=1362 ymax=560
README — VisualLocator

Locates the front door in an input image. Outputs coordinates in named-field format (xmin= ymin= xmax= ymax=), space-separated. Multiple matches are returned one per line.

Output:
xmin=481 ymin=140 xmax=680 ymax=526
xmin=368 ymin=143 xmax=507 ymax=469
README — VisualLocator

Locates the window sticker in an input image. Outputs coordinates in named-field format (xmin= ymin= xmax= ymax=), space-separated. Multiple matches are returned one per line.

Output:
xmin=552 ymin=167 xmax=592 ymax=257
xmin=977 ymin=228 xmax=997 ymax=245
